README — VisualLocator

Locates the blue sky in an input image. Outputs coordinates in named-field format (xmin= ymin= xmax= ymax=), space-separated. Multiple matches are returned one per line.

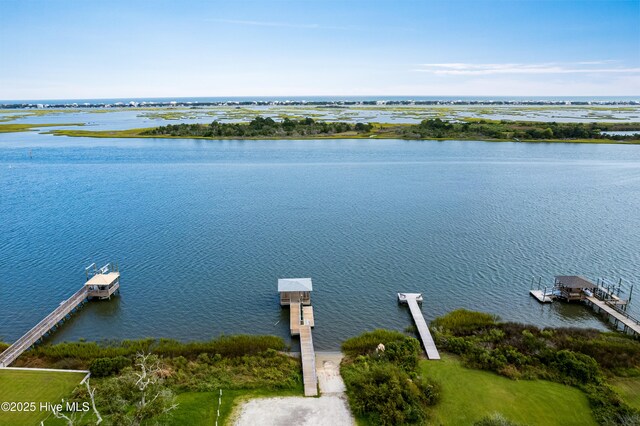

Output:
xmin=0 ymin=0 xmax=638 ymax=99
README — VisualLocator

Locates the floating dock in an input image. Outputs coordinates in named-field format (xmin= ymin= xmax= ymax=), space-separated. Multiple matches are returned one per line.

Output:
xmin=398 ymin=293 xmax=440 ymax=360
xmin=278 ymin=278 xmax=318 ymax=396
xmin=0 ymin=263 xmax=120 ymax=368
xmin=529 ymin=289 xmax=554 ymax=303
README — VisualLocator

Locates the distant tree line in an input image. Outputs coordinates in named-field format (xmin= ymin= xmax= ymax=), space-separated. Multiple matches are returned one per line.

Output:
xmin=142 ymin=116 xmax=373 ymax=138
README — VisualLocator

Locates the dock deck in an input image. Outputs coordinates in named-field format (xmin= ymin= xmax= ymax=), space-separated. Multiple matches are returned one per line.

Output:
xmin=290 ymin=302 xmax=302 ymax=336
xmin=287 ymin=300 xmax=318 ymax=396
xmin=0 ymin=287 xmax=89 ymax=367
xmin=302 ymin=306 xmax=314 ymax=327
xmin=586 ymin=296 xmax=640 ymax=335
xmin=299 ymin=325 xmax=318 ymax=396
xmin=530 ymin=289 xmax=554 ymax=303
xmin=398 ymin=293 xmax=440 ymax=360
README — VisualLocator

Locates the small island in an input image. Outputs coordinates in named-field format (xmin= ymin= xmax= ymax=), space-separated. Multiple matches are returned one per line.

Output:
xmin=43 ymin=116 xmax=640 ymax=144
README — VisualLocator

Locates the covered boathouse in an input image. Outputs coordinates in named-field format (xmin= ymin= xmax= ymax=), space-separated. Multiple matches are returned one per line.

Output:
xmin=555 ymin=275 xmax=597 ymax=302
xmin=85 ymin=263 xmax=120 ymax=299
xmin=278 ymin=278 xmax=312 ymax=306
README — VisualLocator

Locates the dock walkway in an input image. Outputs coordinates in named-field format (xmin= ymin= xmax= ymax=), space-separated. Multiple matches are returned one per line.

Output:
xmin=299 ymin=325 xmax=318 ymax=396
xmin=398 ymin=293 xmax=440 ymax=360
xmin=288 ymin=301 xmax=318 ymax=396
xmin=586 ymin=296 xmax=640 ymax=336
xmin=0 ymin=287 xmax=89 ymax=367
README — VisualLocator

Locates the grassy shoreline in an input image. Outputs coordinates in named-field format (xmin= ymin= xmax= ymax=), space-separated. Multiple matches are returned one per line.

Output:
xmin=0 ymin=123 xmax=84 ymax=133
xmin=42 ymin=126 xmax=640 ymax=145
xmin=2 ymin=310 xmax=640 ymax=425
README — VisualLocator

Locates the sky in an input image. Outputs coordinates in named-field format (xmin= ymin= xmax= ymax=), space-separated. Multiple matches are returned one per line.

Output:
xmin=0 ymin=0 xmax=638 ymax=100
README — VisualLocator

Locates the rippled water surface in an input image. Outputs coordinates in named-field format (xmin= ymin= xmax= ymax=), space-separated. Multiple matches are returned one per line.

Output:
xmin=1 ymin=133 xmax=640 ymax=349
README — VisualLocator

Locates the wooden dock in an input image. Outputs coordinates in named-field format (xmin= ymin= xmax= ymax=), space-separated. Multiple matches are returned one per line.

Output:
xmin=279 ymin=277 xmax=318 ymax=396
xmin=586 ymin=296 xmax=640 ymax=336
xmin=290 ymin=301 xmax=302 ymax=336
xmin=530 ymin=289 xmax=554 ymax=303
xmin=0 ymin=263 xmax=121 ymax=368
xmin=288 ymin=305 xmax=318 ymax=396
xmin=299 ymin=324 xmax=318 ymax=396
xmin=0 ymin=287 xmax=89 ymax=367
xmin=398 ymin=293 xmax=440 ymax=360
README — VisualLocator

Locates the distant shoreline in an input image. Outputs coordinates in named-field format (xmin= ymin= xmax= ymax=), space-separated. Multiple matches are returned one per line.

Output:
xmin=43 ymin=121 xmax=640 ymax=145
xmin=2 ymin=97 xmax=640 ymax=109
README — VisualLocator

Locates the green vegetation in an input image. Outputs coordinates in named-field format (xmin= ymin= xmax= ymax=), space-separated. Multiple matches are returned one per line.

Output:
xmin=0 ymin=369 xmax=86 ymax=425
xmin=158 ymin=392 xmax=216 ymax=425
xmin=48 ymin=128 xmax=155 ymax=138
xmin=431 ymin=309 xmax=640 ymax=424
xmin=341 ymin=330 xmax=440 ymax=425
xmin=48 ymin=116 xmax=640 ymax=144
xmin=424 ymin=354 xmax=596 ymax=426
xmin=611 ymin=376 xmax=640 ymax=411
xmin=142 ymin=116 xmax=373 ymax=138
xmin=0 ymin=123 xmax=84 ymax=133
xmin=8 ymin=335 xmax=301 ymax=425
xmin=15 ymin=334 xmax=286 ymax=369
xmin=403 ymin=118 xmax=640 ymax=142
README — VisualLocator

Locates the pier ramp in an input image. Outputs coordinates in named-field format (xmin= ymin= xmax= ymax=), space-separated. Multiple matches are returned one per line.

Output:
xmin=398 ymin=293 xmax=440 ymax=360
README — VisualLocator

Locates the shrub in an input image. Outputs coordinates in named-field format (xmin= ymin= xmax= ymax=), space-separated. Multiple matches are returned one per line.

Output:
xmin=341 ymin=330 xmax=441 ymax=425
xmin=89 ymin=356 xmax=131 ymax=377
xmin=342 ymin=361 xmax=433 ymax=425
xmin=382 ymin=338 xmax=422 ymax=372
xmin=551 ymin=350 xmax=601 ymax=385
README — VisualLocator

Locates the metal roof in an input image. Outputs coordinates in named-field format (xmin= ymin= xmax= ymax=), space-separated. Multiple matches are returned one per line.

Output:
xmin=278 ymin=278 xmax=313 ymax=292
xmin=85 ymin=272 xmax=120 ymax=286
xmin=555 ymin=275 xmax=597 ymax=289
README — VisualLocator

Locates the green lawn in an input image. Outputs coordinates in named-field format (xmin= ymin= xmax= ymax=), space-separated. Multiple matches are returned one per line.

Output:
xmin=159 ymin=387 xmax=304 ymax=425
xmin=610 ymin=377 xmax=640 ymax=411
xmin=422 ymin=355 xmax=597 ymax=426
xmin=0 ymin=369 xmax=86 ymax=425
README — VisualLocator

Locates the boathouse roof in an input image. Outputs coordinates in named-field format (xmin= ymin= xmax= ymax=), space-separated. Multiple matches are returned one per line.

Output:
xmin=85 ymin=272 xmax=120 ymax=286
xmin=278 ymin=278 xmax=313 ymax=292
xmin=555 ymin=275 xmax=597 ymax=289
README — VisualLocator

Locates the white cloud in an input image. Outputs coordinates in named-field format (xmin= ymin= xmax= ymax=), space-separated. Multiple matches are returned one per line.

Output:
xmin=414 ymin=62 xmax=640 ymax=75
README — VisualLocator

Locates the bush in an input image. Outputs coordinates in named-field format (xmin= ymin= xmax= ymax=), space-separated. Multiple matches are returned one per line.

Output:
xmin=382 ymin=338 xmax=422 ymax=372
xmin=342 ymin=361 xmax=436 ymax=425
xmin=550 ymin=350 xmax=601 ymax=385
xmin=89 ymin=356 xmax=131 ymax=377
xmin=341 ymin=330 xmax=440 ymax=425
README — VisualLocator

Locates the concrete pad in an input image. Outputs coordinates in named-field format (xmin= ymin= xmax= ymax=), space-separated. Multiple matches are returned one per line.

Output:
xmin=234 ymin=395 xmax=354 ymax=426
xmin=315 ymin=351 xmax=346 ymax=394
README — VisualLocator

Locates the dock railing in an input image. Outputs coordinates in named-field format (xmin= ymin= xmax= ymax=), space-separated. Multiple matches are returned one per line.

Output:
xmin=603 ymin=300 xmax=640 ymax=326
